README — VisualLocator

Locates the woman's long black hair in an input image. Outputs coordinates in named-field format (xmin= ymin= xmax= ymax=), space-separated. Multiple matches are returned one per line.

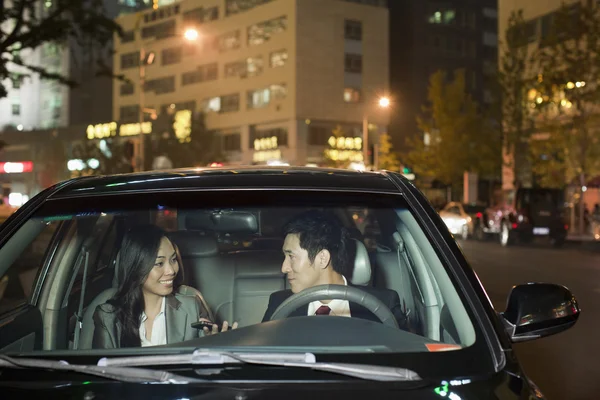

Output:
xmin=108 ymin=224 xmax=184 ymax=347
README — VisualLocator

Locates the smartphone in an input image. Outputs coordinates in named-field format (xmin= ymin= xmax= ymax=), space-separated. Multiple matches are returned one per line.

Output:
xmin=191 ymin=321 xmax=232 ymax=331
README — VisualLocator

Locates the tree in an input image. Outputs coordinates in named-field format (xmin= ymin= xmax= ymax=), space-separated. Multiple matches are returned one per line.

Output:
xmin=498 ymin=10 xmax=534 ymax=190
xmin=376 ymin=133 xmax=400 ymax=171
xmin=162 ymin=111 xmax=226 ymax=168
xmin=406 ymin=69 xmax=497 ymax=190
xmin=0 ymin=0 xmax=123 ymax=99
xmin=529 ymin=1 xmax=600 ymax=233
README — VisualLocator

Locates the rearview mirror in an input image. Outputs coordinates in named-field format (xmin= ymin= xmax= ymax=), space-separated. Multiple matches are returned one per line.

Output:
xmin=500 ymin=283 xmax=580 ymax=343
xmin=185 ymin=210 xmax=258 ymax=233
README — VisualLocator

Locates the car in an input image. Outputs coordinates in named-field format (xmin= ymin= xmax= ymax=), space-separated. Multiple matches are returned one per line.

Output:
xmin=0 ymin=167 xmax=579 ymax=399
xmin=439 ymin=202 xmax=487 ymax=240
xmin=478 ymin=187 xmax=568 ymax=247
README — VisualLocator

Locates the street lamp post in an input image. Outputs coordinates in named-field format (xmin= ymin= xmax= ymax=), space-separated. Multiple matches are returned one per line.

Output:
xmin=133 ymin=27 xmax=200 ymax=172
xmin=362 ymin=96 xmax=390 ymax=170
xmin=136 ymin=47 xmax=147 ymax=172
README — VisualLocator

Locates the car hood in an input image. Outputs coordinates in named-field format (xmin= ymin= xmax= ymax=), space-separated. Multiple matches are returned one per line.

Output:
xmin=0 ymin=370 xmax=544 ymax=399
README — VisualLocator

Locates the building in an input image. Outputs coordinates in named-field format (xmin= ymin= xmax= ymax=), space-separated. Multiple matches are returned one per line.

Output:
xmin=113 ymin=0 xmax=390 ymax=166
xmin=388 ymin=0 xmax=498 ymax=152
xmin=498 ymin=0 xmax=600 ymax=221
xmin=0 ymin=0 xmax=152 ymax=133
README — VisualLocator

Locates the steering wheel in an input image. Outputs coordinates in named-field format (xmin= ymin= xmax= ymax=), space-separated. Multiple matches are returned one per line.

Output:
xmin=269 ymin=284 xmax=399 ymax=329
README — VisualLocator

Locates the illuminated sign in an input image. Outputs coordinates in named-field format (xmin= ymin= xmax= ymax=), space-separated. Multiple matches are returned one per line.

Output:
xmin=87 ymin=122 xmax=152 ymax=140
xmin=0 ymin=161 xmax=33 ymax=173
xmin=324 ymin=149 xmax=363 ymax=162
xmin=119 ymin=122 xmax=152 ymax=137
xmin=328 ymin=136 xmax=362 ymax=150
xmin=254 ymin=136 xmax=278 ymax=151
xmin=87 ymin=122 xmax=117 ymax=140
xmin=253 ymin=136 xmax=281 ymax=162
xmin=173 ymin=110 xmax=192 ymax=143
xmin=325 ymin=136 xmax=363 ymax=162
xmin=253 ymin=150 xmax=281 ymax=163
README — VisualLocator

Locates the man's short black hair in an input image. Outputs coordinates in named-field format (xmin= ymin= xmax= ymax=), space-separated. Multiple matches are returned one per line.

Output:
xmin=283 ymin=210 xmax=352 ymax=277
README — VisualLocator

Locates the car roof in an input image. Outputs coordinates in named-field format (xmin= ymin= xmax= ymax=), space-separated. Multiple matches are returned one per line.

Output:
xmin=49 ymin=166 xmax=403 ymax=199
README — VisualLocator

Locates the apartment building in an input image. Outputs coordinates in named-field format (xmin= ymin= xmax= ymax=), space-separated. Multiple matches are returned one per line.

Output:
xmin=498 ymin=0 xmax=580 ymax=189
xmin=388 ymin=0 xmax=498 ymax=151
xmin=113 ymin=0 xmax=389 ymax=166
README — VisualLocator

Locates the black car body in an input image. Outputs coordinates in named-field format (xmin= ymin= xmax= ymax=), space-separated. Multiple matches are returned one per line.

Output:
xmin=0 ymin=167 xmax=579 ymax=398
xmin=477 ymin=188 xmax=568 ymax=247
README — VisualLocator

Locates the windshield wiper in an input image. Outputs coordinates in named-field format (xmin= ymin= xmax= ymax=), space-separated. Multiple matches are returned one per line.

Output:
xmin=97 ymin=349 xmax=422 ymax=382
xmin=0 ymin=354 xmax=205 ymax=384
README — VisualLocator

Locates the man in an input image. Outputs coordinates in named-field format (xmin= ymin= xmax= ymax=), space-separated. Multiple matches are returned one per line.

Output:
xmin=262 ymin=210 xmax=409 ymax=330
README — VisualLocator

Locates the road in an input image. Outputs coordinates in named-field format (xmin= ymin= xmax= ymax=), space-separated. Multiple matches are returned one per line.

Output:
xmin=458 ymin=239 xmax=600 ymax=400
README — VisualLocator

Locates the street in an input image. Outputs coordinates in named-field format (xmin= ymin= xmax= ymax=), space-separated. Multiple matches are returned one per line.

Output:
xmin=459 ymin=240 xmax=600 ymax=400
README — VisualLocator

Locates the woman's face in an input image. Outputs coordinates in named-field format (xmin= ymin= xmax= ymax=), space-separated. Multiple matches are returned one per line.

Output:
xmin=142 ymin=237 xmax=179 ymax=298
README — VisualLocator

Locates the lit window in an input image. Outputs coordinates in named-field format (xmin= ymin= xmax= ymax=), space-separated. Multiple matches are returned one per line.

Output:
xmin=248 ymin=16 xmax=287 ymax=46
xmin=428 ymin=9 xmax=456 ymax=25
xmin=428 ymin=11 xmax=442 ymax=24
xmin=247 ymin=84 xmax=287 ymax=109
xmin=344 ymin=88 xmax=361 ymax=103
xmin=205 ymin=97 xmax=221 ymax=112
xmin=216 ymin=30 xmax=241 ymax=52
xmin=246 ymin=56 xmax=264 ymax=76
xmin=270 ymin=50 xmax=288 ymax=68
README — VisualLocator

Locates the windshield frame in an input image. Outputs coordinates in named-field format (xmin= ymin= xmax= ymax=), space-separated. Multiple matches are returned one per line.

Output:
xmin=0 ymin=187 xmax=499 ymax=378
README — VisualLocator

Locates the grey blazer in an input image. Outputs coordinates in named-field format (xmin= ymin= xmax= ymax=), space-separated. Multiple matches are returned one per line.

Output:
xmin=92 ymin=285 xmax=211 ymax=349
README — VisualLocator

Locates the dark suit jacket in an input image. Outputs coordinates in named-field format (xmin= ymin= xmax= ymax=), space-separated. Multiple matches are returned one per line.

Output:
xmin=92 ymin=285 xmax=210 ymax=349
xmin=262 ymin=285 xmax=408 ymax=330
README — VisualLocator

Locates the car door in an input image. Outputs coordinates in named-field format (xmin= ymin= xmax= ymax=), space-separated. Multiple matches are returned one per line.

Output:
xmin=0 ymin=219 xmax=63 ymax=352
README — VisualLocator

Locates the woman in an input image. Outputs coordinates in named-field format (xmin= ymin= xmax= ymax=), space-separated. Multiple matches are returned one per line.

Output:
xmin=92 ymin=224 xmax=236 ymax=348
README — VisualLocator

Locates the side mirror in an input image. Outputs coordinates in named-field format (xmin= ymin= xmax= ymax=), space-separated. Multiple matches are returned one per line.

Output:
xmin=500 ymin=283 xmax=580 ymax=343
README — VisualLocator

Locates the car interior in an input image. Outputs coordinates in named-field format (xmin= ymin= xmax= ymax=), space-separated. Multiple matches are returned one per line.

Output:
xmin=0 ymin=204 xmax=477 ymax=353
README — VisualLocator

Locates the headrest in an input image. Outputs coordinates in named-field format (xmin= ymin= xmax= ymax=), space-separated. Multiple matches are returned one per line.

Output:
xmin=350 ymin=239 xmax=371 ymax=286
xmin=168 ymin=231 xmax=219 ymax=257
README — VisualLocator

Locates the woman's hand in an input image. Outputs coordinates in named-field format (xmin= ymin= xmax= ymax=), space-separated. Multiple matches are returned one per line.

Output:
xmin=199 ymin=318 xmax=239 ymax=336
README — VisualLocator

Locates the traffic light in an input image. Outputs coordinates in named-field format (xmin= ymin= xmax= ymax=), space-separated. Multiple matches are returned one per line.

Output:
xmin=402 ymin=166 xmax=412 ymax=174
xmin=368 ymin=144 xmax=375 ymax=166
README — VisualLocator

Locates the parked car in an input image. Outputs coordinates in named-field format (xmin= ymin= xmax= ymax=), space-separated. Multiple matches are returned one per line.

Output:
xmin=439 ymin=202 xmax=487 ymax=240
xmin=476 ymin=187 xmax=568 ymax=247
xmin=0 ymin=167 xmax=579 ymax=399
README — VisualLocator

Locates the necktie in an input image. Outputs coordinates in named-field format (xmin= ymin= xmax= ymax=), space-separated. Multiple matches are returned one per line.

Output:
xmin=315 ymin=305 xmax=331 ymax=315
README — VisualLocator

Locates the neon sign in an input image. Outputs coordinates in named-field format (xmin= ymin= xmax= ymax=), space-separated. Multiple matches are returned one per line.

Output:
xmin=325 ymin=136 xmax=363 ymax=162
xmin=254 ymin=136 xmax=278 ymax=151
xmin=328 ymin=136 xmax=362 ymax=150
xmin=253 ymin=136 xmax=281 ymax=162
xmin=86 ymin=122 xmax=117 ymax=140
xmin=119 ymin=122 xmax=152 ymax=137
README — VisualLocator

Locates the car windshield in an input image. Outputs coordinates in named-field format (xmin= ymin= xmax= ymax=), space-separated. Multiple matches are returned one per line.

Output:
xmin=0 ymin=189 xmax=490 ymax=375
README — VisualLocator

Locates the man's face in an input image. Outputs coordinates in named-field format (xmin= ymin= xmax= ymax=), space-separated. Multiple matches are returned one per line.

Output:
xmin=281 ymin=233 xmax=321 ymax=293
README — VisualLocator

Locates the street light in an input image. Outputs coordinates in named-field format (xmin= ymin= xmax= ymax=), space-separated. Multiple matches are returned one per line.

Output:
xmin=184 ymin=28 xmax=200 ymax=41
xmin=134 ymin=27 xmax=200 ymax=172
xmin=363 ymin=96 xmax=391 ymax=170
xmin=378 ymin=96 xmax=391 ymax=108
